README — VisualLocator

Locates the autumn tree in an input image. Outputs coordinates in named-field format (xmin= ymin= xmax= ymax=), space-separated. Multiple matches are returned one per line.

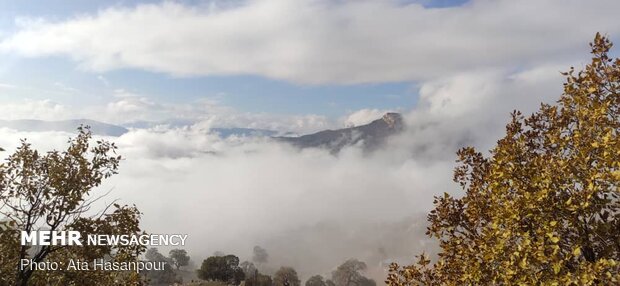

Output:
xmin=0 ymin=127 xmax=146 ymax=286
xmin=274 ymin=267 xmax=301 ymax=286
xmin=387 ymin=33 xmax=620 ymax=285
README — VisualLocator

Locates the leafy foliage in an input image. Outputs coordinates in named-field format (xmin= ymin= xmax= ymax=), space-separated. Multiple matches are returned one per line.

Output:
xmin=246 ymin=272 xmax=274 ymax=286
xmin=169 ymin=248 xmax=190 ymax=270
xmin=0 ymin=127 xmax=145 ymax=286
xmin=145 ymin=247 xmax=169 ymax=263
xmin=274 ymin=267 xmax=301 ymax=286
xmin=144 ymin=248 xmax=180 ymax=285
xmin=386 ymin=33 xmax=620 ymax=285
xmin=197 ymin=254 xmax=245 ymax=285
xmin=305 ymin=275 xmax=327 ymax=286
xmin=241 ymin=261 xmax=258 ymax=279
xmin=332 ymin=259 xmax=376 ymax=286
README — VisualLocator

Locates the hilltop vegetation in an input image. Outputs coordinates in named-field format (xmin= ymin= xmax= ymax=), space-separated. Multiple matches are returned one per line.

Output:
xmin=388 ymin=34 xmax=620 ymax=285
xmin=0 ymin=127 xmax=144 ymax=285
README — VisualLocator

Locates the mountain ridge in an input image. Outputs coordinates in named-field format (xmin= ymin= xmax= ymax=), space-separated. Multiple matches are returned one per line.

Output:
xmin=0 ymin=119 xmax=130 ymax=137
xmin=277 ymin=113 xmax=404 ymax=153
xmin=0 ymin=114 xmax=406 ymax=150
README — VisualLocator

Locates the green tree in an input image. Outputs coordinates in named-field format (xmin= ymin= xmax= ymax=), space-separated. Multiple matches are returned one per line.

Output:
xmin=144 ymin=248 xmax=179 ymax=285
xmin=332 ymin=260 xmax=375 ymax=286
xmin=305 ymin=275 xmax=327 ymax=286
xmin=246 ymin=272 xmax=273 ymax=286
xmin=241 ymin=261 xmax=258 ymax=279
xmin=242 ymin=261 xmax=273 ymax=286
xmin=387 ymin=33 xmax=620 ymax=285
xmin=0 ymin=127 xmax=145 ymax=286
xmin=169 ymin=248 xmax=190 ymax=270
xmin=274 ymin=267 xmax=300 ymax=286
xmin=197 ymin=254 xmax=245 ymax=285
xmin=146 ymin=248 xmax=169 ymax=262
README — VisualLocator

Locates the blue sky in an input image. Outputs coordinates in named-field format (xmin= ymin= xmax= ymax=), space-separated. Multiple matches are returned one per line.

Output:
xmin=0 ymin=54 xmax=416 ymax=116
xmin=0 ymin=0 xmax=618 ymax=131
xmin=0 ymin=0 xmax=477 ymax=119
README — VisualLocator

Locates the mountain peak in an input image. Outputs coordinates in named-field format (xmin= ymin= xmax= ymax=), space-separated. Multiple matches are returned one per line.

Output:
xmin=278 ymin=113 xmax=405 ymax=154
xmin=381 ymin=113 xmax=403 ymax=129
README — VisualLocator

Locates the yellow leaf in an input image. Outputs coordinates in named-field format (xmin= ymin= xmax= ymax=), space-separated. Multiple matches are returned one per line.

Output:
xmin=519 ymin=257 xmax=527 ymax=269
xmin=553 ymin=263 xmax=561 ymax=274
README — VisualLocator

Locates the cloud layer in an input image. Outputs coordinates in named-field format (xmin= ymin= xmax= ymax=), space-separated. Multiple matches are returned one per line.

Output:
xmin=0 ymin=0 xmax=612 ymax=281
xmin=0 ymin=125 xmax=442 ymax=280
xmin=2 ymin=0 xmax=618 ymax=84
xmin=0 ymin=61 xmax=570 ymax=280
xmin=0 ymin=94 xmax=336 ymax=134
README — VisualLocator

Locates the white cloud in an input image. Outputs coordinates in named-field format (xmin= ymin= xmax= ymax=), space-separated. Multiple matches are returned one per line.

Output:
xmin=385 ymin=65 xmax=565 ymax=163
xmin=1 ymin=0 xmax=617 ymax=84
xmin=0 ymin=95 xmax=334 ymax=133
xmin=0 ymin=99 xmax=70 ymax=120
xmin=0 ymin=62 xmax=588 ymax=280
xmin=107 ymin=93 xmax=158 ymax=112
xmin=52 ymin=82 xmax=80 ymax=94
xmin=0 ymin=0 xmax=609 ymax=279
xmin=342 ymin=109 xmax=392 ymax=127
xmin=0 ymin=82 xmax=17 ymax=90
xmin=0 ymin=125 xmax=441 ymax=280
xmin=97 ymin=75 xmax=110 ymax=86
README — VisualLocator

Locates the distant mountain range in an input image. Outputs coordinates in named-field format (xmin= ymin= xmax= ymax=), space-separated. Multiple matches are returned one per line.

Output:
xmin=0 ymin=119 xmax=285 ymax=138
xmin=0 ymin=119 xmax=130 ymax=136
xmin=0 ymin=113 xmax=405 ymax=153
xmin=211 ymin=128 xmax=280 ymax=138
xmin=123 ymin=120 xmax=289 ymax=137
xmin=277 ymin=113 xmax=404 ymax=153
